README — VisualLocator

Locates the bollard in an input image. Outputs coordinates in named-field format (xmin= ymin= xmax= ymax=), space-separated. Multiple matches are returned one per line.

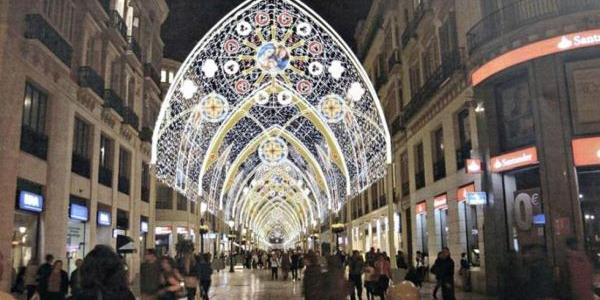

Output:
xmin=388 ymin=280 xmax=420 ymax=300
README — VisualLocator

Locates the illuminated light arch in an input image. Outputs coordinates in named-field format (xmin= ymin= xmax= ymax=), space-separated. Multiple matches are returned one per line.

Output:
xmin=152 ymin=0 xmax=391 ymax=246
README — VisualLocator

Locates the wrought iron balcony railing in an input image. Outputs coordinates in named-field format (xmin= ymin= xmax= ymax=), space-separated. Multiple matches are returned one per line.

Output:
xmin=467 ymin=0 xmax=600 ymax=53
xmin=122 ymin=106 xmax=139 ymax=130
xmin=20 ymin=126 xmax=48 ymax=160
xmin=78 ymin=67 xmax=105 ymax=99
xmin=401 ymin=0 xmax=430 ymax=48
xmin=24 ymin=14 xmax=72 ymax=67
xmin=402 ymin=51 xmax=463 ymax=123
xmin=103 ymin=89 xmax=125 ymax=119
xmin=108 ymin=10 xmax=128 ymax=40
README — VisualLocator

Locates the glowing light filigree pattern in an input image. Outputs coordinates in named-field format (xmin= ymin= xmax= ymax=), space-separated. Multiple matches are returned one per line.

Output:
xmin=152 ymin=0 xmax=391 ymax=246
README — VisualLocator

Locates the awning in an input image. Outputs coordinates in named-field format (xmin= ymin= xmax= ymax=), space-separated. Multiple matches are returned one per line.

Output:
xmin=116 ymin=235 xmax=136 ymax=254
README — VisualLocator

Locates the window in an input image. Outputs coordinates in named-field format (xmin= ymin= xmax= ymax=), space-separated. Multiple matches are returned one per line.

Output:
xmin=161 ymin=70 xmax=167 ymax=82
xmin=22 ymin=83 xmax=47 ymax=134
xmin=72 ymin=117 xmax=91 ymax=177
xmin=422 ymin=38 xmax=440 ymax=80
xmin=177 ymin=193 xmax=187 ymax=211
xmin=496 ymin=77 xmax=535 ymax=151
xmin=156 ymin=184 xmax=173 ymax=209
xmin=456 ymin=109 xmax=472 ymax=169
xmin=438 ymin=12 xmax=458 ymax=64
xmin=21 ymin=83 xmax=48 ymax=159
xmin=432 ymin=128 xmax=446 ymax=181
xmin=409 ymin=63 xmax=421 ymax=98
xmin=414 ymin=143 xmax=425 ymax=189
xmin=42 ymin=0 xmax=75 ymax=41
xmin=400 ymin=152 xmax=410 ymax=196
xmin=118 ymin=148 xmax=131 ymax=194
xmin=99 ymin=135 xmax=113 ymax=187
xmin=141 ymin=162 xmax=150 ymax=202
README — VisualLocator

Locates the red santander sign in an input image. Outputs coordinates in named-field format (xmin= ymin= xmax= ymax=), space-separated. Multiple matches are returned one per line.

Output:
xmin=490 ymin=147 xmax=538 ymax=173
xmin=572 ymin=137 xmax=600 ymax=167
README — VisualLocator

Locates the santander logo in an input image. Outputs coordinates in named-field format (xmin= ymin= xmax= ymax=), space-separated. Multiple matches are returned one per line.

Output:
xmin=557 ymin=36 xmax=573 ymax=50
xmin=557 ymin=33 xmax=600 ymax=50
xmin=490 ymin=147 xmax=538 ymax=172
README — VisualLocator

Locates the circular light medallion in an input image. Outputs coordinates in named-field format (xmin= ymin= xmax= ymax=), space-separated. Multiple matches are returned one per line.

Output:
xmin=200 ymin=93 xmax=229 ymax=123
xmin=255 ymin=90 xmax=270 ymax=105
xmin=255 ymin=11 xmax=270 ymax=26
xmin=308 ymin=62 xmax=324 ymax=76
xmin=223 ymin=60 xmax=240 ymax=75
xmin=259 ymin=137 xmax=288 ymax=165
xmin=256 ymin=42 xmax=290 ymax=73
xmin=236 ymin=21 xmax=252 ymax=36
xmin=319 ymin=94 xmax=345 ymax=123
xmin=277 ymin=91 xmax=293 ymax=106
xmin=296 ymin=22 xmax=312 ymax=36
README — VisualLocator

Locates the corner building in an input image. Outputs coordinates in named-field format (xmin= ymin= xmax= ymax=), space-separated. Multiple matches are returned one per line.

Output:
xmin=0 ymin=0 xmax=168 ymax=290
xmin=468 ymin=0 xmax=600 ymax=296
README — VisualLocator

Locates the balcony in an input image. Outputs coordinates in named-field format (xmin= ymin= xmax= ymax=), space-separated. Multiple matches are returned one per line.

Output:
xmin=401 ymin=0 xmax=431 ymax=48
xmin=127 ymin=36 xmax=142 ymax=62
xmin=103 ymin=89 xmax=125 ymax=118
xmin=98 ymin=0 xmax=110 ymax=15
xmin=20 ymin=126 xmax=48 ymax=160
xmin=415 ymin=170 xmax=425 ymax=190
xmin=467 ymin=0 xmax=600 ymax=54
xmin=78 ymin=67 xmax=105 ymax=99
xmin=433 ymin=160 xmax=446 ymax=181
xmin=118 ymin=176 xmax=130 ymax=195
xmin=456 ymin=142 xmax=472 ymax=170
xmin=108 ymin=10 xmax=128 ymax=41
xmin=144 ymin=63 xmax=161 ymax=88
xmin=24 ymin=14 xmax=72 ymax=67
xmin=98 ymin=166 xmax=112 ymax=187
xmin=122 ymin=106 xmax=139 ymax=130
xmin=140 ymin=126 xmax=153 ymax=143
xmin=71 ymin=153 xmax=91 ymax=178
xmin=402 ymin=51 xmax=463 ymax=123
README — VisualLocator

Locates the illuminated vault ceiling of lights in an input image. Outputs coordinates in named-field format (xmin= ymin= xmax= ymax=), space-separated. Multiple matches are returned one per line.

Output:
xmin=151 ymin=0 xmax=391 ymax=245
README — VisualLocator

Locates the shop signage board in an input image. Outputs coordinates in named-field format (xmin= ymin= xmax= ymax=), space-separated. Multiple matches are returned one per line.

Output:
xmin=466 ymin=159 xmax=482 ymax=174
xmin=572 ymin=137 xmax=600 ymax=166
xmin=140 ymin=221 xmax=149 ymax=233
xmin=434 ymin=194 xmax=448 ymax=209
xmin=97 ymin=211 xmax=111 ymax=226
xmin=416 ymin=202 xmax=427 ymax=214
xmin=70 ymin=203 xmax=89 ymax=222
xmin=472 ymin=29 xmax=600 ymax=86
xmin=490 ymin=147 xmax=538 ymax=173
xmin=466 ymin=192 xmax=487 ymax=205
xmin=18 ymin=191 xmax=44 ymax=212
xmin=155 ymin=226 xmax=172 ymax=235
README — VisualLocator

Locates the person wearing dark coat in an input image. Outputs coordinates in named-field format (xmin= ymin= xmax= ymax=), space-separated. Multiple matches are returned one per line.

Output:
xmin=302 ymin=251 xmax=323 ymax=300
xmin=36 ymin=254 xmax=54 ymax=299
xmin=140 ymin=250 xmax=161 ymax=300
xmin=42 ymin=260 xmax=68 ymax=300
xmin=196 ymin=254 xmax=213 ymax=300
xmin=290 ymin=252 xmax=301 ymax=281
xmin=348 ymin=251 xmax=364 ymax=300
xmin=431 ymin=248 xmax=455 ymax=300
xmin=69 ymin=259 xmax=83 ymax=298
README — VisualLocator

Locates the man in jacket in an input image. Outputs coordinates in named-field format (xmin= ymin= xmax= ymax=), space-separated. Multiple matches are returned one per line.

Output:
xmin=140 ymin=250 xmax=161 ymax=300
xmin=348 ymin=251 xmax=364 ymax=300
xmin=431 ymin=247 xmax=455 ymax=300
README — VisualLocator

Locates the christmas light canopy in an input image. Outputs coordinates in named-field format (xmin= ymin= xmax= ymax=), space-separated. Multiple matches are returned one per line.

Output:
xmin=152 ymin=0 xmax=391 ymax=247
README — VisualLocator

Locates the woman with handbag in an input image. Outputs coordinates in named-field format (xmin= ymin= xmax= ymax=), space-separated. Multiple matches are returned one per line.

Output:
xmin=178 ymin=253 xmax=198 ymax=300
xmin=158 ymin=257 xmax=186 ymax=300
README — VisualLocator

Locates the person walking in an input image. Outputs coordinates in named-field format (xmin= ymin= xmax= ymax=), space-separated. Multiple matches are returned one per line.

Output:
xmin=178 ymin=253 xmax=198 ymax=300
xmin=365 ymin=248 xmax=376 ymax=267
xmin=69 ymin=259 xmax=83 ymax=298
xmin=158 ymin=257 xmax=185 ymax=300
xmin=302 ymin=251 xmax=323 ymax=300
xmin=374 ymin=254 xmax=391 ymax=299
xmin=290 ymin=251 xmax=300 ymax=281
xmin=281 ymin=252 xmax=291 ymax=280
xmin=197 ymin=253 xmax=213 ymax=300
xmin=43 ymin=260 xmax=68 ymax=300
xmin=395 ymin=250 xmax=407 ymax=269
xmin=24 ymin=259 xmax=39 ymax=300
xmin=140 ymin=249 xmax=161 ymax=300
xmin=431 ymin=252 xmax=443 ymax=299
xmin=431 ymin=248 xmax=455 ymax=300
xmin=325 ymin=255 xmax=348 ymax=300
xmin=363 ymin=262 xmax=377 ymax=300
xmin=459 ymin=253 xmax=471 ymax=292
xmin=74 ymin=245 xmax=135 ymax=300
xmin=348 ymin=251 xmax=364 ymax=300
xmin=0 ymin=251 xmax=16 ymax=300
xmin=270 ymin=253 xmax=280 ymax=280
xmin=36 ymin=254 xmax=54 ymax=299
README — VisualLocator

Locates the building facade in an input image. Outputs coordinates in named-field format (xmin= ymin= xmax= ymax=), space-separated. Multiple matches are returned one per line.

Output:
xmin=0 ymin=0 xmax=168 ymax=290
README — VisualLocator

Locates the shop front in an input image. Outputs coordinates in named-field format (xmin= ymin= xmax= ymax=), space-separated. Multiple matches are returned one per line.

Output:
xmin=154 ymin=226 xmax=172 ymax=256
xmin=96 ymin=207 xmax=112 ymax=245
xmin=67 ymin=196 xmax=89 ymax=273
xmin=456 ymin=184 xmax=481 ymax=266
xmin=433 ymin=194 xmax=448 ymax=250
xmin=415 ymin=201 xmax=428 ymax=261
xmin=12 ymin=179 xmax=44 ymax=271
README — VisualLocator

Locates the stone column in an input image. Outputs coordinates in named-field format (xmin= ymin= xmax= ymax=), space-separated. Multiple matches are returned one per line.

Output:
xmin=386 ymin=167 xmax=397 ymax=267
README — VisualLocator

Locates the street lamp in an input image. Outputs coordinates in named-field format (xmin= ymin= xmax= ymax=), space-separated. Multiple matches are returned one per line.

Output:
xmin=228 ymin=233 xmax=236 ymax=273
xmin=199 ymin=219 xmax=209 ymax=254
xmin=331 ymin=223 xmax=345 ymax=253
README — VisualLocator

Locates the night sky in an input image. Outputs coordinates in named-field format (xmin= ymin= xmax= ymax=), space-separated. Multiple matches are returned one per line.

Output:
xmin=161 ymin=0 xmax=373 ymax=62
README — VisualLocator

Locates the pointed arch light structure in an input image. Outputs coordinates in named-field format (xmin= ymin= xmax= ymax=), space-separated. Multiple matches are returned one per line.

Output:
xmin=152 ymin=0 xmax=391 ymax=248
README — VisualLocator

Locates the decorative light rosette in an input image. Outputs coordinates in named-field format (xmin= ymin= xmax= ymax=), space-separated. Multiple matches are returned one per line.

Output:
xmin=152 ymin=0 xmax=391 ymax=248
